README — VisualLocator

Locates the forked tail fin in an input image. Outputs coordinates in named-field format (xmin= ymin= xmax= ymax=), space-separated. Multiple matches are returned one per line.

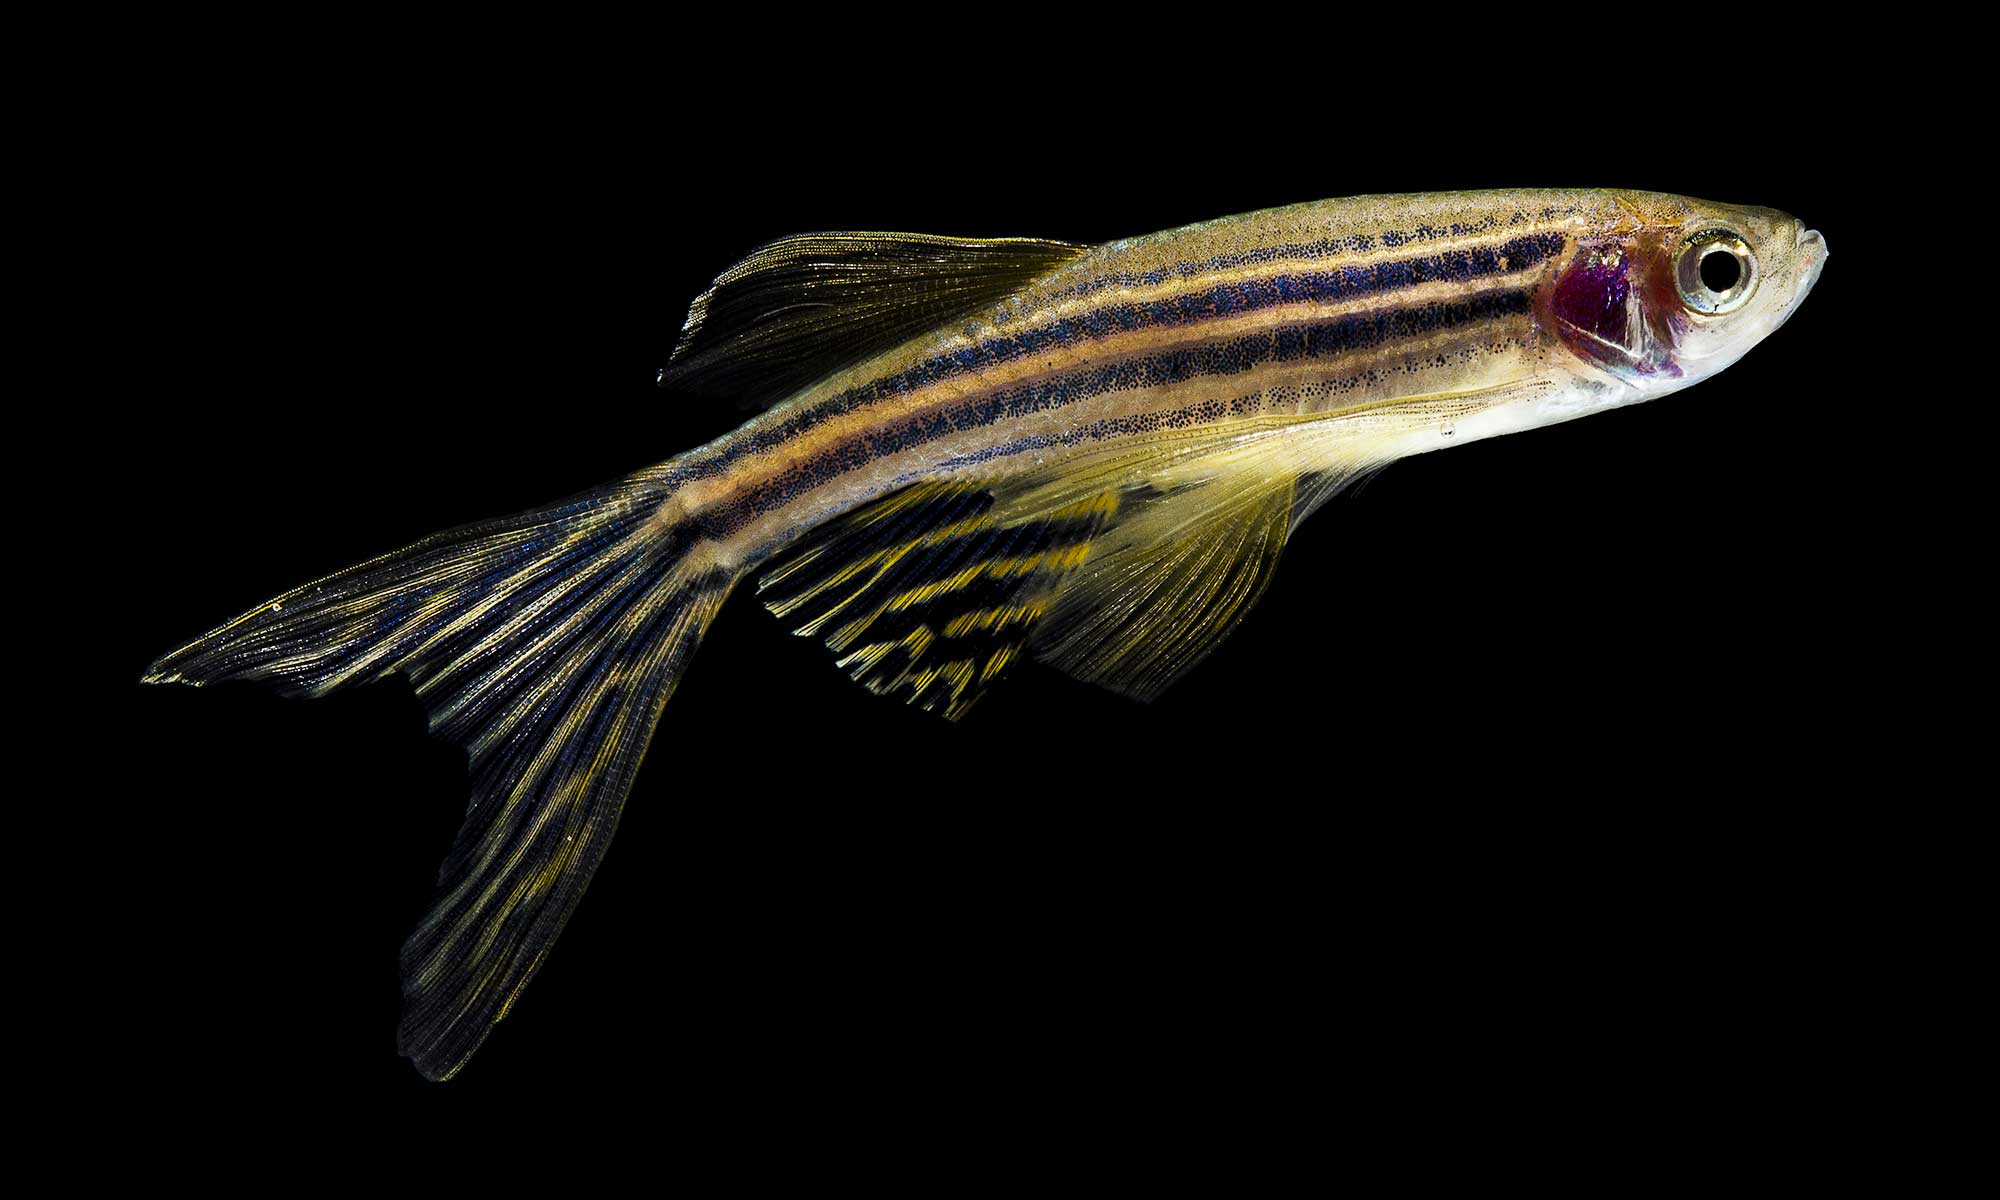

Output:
xmin=144 ymin=466 xmax=738 ymax=1080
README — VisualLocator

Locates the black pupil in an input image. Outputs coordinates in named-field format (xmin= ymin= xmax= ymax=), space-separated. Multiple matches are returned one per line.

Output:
xmin=1699 ymin=249 xmax=1741 ymax=293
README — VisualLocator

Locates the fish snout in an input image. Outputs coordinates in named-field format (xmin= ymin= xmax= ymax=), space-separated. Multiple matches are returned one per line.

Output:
xmin=1796 ymin=227 xmax=1829 ymax=288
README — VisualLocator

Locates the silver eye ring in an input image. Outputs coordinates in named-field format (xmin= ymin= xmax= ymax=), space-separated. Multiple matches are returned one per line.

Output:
xmin=1677 ymin=229 xmax=1757 ymax=315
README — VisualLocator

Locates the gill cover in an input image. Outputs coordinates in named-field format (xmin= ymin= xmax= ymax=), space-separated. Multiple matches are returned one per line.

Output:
xmin=1547 ymin=235 xmax=1679 ymax=382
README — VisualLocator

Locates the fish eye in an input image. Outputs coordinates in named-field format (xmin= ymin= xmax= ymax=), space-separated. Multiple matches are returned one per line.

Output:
xmin=1677 ymin=229 xmax=1757 ymax=315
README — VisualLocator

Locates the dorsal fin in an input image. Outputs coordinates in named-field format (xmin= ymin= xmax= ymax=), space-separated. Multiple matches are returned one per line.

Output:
xmin=658 ymin=232 xmax=1093 ymax=411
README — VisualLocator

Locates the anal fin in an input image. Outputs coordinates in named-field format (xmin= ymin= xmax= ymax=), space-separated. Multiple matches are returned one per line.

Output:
xmin=759 ymin=481 xmax=1118 ymax=718
xmin=764 ymin=383 xmax=1535 ymax=714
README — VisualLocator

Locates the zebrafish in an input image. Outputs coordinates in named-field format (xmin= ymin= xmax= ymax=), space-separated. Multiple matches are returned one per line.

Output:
xmin=144 ymin=189 xmax=1826 ymax=1079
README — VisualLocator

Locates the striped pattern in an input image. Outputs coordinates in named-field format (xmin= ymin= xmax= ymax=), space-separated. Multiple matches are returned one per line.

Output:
xmin=677 ymin=191 xmax=1632 ymax=566
xmin=761 ymin=483 xmax=1121 ymax=717
xmin=683 ymin=231 xmax=1564 ymax=476
xmin=142 ymin=187 xmax=1816 ymax=1082
xmin=725 ymin=287 xmax=1534 ymax=521
xmin=143 ymin=464 xmax=739 ymax=1081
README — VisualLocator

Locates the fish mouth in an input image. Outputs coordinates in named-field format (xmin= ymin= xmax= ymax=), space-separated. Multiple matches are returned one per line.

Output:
xmin=1796 ymin=227 xmax=1829 ymax=295
xmin=1736 ymin=226 xmax=1826 ymax=348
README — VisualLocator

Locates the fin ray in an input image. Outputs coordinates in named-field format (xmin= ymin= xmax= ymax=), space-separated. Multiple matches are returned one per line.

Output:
xmin=760 ymin=378 xmax=1549 ymax=713
xmin=1018 ymin=385 xmax=1548 ymax=698
xmin=658 ymin=232 xmax=1092 ymax=411
xmin=1032 ymin=471 xmax=1299 ymax=700
xmin=145 ymin=468 xmax=740 ymax=1080
xmin=758 ymin=482 xmax=1118 ymax=718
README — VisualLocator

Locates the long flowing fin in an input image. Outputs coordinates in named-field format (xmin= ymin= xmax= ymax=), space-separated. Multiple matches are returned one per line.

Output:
xmin=657 ymin=232 xmax=1092 ymax=411
xmin=758 ymin=481 xmax=1120 ymax=718
xmin=1031 ymin=473 xmax=1299 ymax=700
xmin=756 ymin=417 xmax=1343 ymax=716
xmin=764 ymin=383 xmax=1539 ymax=713
xmin=144 ymin=468 xmax=738 ymax=1080
xmin=1020 ymin=388 xmax=1554 ymax=698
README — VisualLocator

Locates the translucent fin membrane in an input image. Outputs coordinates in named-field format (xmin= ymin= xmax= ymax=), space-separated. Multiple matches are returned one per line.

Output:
xmin=146 ymin=470 xmax=738 ymax=1079
xmin=760 ymin=405 xmax=1452 ymax=712
xmin=658 ymin=232 xmax=1091 ymax=410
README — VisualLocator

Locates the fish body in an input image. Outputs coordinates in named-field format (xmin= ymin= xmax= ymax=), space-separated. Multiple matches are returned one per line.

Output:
xmin=674 ymin=189 xmax=1822 ymax=573
xmin=144 ymin=189 xmax=1825 ymax=1079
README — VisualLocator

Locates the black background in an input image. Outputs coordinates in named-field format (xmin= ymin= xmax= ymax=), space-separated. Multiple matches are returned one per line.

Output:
xmin=92 ymin=27 xmax=1896 ymax=1149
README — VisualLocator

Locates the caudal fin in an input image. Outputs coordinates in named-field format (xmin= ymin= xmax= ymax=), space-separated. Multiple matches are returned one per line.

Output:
xmin=144 ymin=465 xmax=737 ymax=1080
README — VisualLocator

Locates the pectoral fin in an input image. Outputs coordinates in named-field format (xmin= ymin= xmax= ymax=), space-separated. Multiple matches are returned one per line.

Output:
xmin=1030 ymin=471 xmax=1301 ymax=701
xmin=763 ymin=381 xmax=1537 ymax=713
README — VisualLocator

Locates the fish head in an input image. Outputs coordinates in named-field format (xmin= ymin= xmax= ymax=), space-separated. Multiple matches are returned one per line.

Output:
xmin=1545 ymin=196 xmax=1827 ymax=397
